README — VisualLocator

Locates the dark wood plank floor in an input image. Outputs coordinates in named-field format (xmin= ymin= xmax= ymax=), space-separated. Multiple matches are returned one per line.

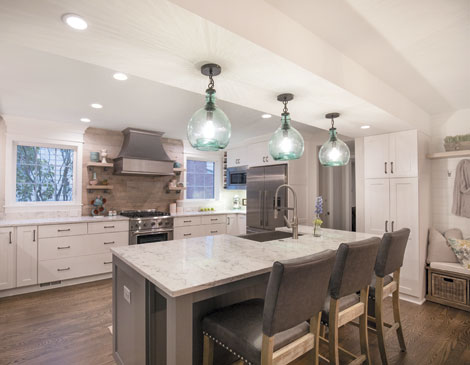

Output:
xmin=0 ymin=279 xmax=469 ymax=364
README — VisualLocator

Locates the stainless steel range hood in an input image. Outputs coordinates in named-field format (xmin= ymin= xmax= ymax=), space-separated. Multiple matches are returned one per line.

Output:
xmin=113 ymin=128 xmax=175 ymax=176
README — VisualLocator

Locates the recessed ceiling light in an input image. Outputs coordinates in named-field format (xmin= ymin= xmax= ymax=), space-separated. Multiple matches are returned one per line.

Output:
xmin=361 ymin=125 xmax=371 ymax=129
xmin=113 ymin=72 xmax=128 ymax=81
xmin=90 ymin=103 xmax=103 ymax=109
xmin=62 ymin=14 xmax=88 ymax=30
xmin=80 ymin=118 xmax=91 ymax=123
xmin=262 ymin=114 xmax=272 ymax=119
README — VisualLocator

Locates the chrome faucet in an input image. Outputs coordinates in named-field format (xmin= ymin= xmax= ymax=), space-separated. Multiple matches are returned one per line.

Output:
xmin=274 ymin=184 xmax=299 ymax=239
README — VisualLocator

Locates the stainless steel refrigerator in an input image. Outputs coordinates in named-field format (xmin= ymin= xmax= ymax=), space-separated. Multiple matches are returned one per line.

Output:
xmin=246 ymin=164 xmax=288 ymax=233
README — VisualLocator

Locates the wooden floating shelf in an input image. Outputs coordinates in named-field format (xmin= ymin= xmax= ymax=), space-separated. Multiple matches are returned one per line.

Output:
xmin=167 ymin=186 xmax=186 ymax=191
xmin=426 ymin=150 xmax=470 ymax=160
xmin=173 ymin=168 xmax=186 ymax=172
xmin=87 ymin=162 xmax=114 ymax=168
xmin=87 ymin=185 xmax=113 ymax=190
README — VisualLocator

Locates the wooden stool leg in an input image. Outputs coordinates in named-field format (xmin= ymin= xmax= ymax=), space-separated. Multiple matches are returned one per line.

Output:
xmin=203 ymin=335 xmax=214 ymax=365
xmin=375 ymin=278 xmax=388 ymax=365
xmin=328 ymin=299 xmax=340 ymax=365
xmin=360 ymin=287 xmax=372 ymax=365
xmin=261 ymin=334 xmax=274 ymax=365
xmin=392 ymin=270 xmax=407 ymax=352
xmin=309 ymin=312 xmax=321 ymax=365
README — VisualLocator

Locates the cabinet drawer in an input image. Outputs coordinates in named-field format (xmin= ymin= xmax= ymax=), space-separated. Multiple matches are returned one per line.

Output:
xmin=201 ymin=215 xmax=226 ymax=225
xmin=39 ymin=223 xmax=87 ymax=238
xmin=38 ymin=232 xmax=128 ymax=261
xmin=203 ymin=223 xmax=227 ymax=236
xmin=38 ymin=253 xmax=113 ymax=283
xmin=174 ymin=216 xmax=202 ymax=227
xmin=173 ymin=226 xmax=204 ymax=240
xmin=88 ymin=220 xmax=128 ymax=234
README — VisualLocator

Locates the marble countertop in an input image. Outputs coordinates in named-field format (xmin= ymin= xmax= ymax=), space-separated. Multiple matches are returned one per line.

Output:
xmin=170 ymin=210 xmax=246 ymax=217
xmin=0 ymin=215 xmax=129 ymax=228
xmin=111 ymin=226 xmax=378 ymax=298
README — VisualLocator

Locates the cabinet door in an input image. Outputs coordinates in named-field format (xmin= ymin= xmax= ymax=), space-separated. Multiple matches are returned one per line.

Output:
xmin=227 ymin=147 xmax=246 ymax=168
xmin=237 ymin=215 xmax=246 ymax=235
xmin=364 ymin=134 xmax=389 ymax=178
xmin=0 ymin=227 xmax=16 ymax=290
xmin=364 ymin=179 xmax=390 ymax=236
xmin=226 ymin=214 xmax=239 ymax=235
xmin=390 ymin=178 xmax=420 ymax=296
xmin=17 ymin=225 xmax=38 ymax=287
xmin=389 ymin=130 xmax=418 ymax=178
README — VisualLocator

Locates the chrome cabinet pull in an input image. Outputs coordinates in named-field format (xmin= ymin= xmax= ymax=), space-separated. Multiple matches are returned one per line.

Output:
xmin=210 ymin=230 xmax=218 ymax=233
xmin=183 ymin=220 xmax=192 ymax=223
xmin=33 ymin=230 xmax=36 ymax=242
xmin=104 ymin=241 xmax=115 ymax=245
xmin=391 ymin=221 xmax=395 ymax=232
xmin=57 ymin=267 xmax=70 ymax=271
xmin=183 ymin=233 xmax=192 ymax=236
xmin=210 ymin=218 xmax=218 ymax=221
xmin=57 ymin=245 xmax=71 ymax=250
xmin=104 ymin=225 xmax=115 ymax=229
xmin=391 ymin=161 xmax=394 ymax=174
xmin=227 ymin=216 xmax=230 ymax=225
xmin=58 ymin=228 xmax=71 ymax=232
xmin=385 ymin=220 xmax=389 ymax=233
xmin=9 ymin=231 xmax=12 ymax=244
xmin=104 ymin=261 xmax=112 ymax=265
xmin=385 ymin=162 xmax=388 ymax=174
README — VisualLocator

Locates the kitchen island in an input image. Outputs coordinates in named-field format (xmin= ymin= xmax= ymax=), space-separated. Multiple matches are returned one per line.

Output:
xmin=111 ymin=227 xmax=377 ymax=365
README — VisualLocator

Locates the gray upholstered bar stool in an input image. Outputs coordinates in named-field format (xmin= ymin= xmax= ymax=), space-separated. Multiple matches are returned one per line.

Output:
xmin=202 ymin=250 xmax=336 ymax=365
xmin=320 ymin=237 xmax=380 ymax=365
xmin=368 ymin=228 xmax=410 ymax=365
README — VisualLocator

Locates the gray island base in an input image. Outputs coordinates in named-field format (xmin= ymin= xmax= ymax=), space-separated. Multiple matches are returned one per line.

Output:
xmin=111 ymin=228 xmax=377 ymax=365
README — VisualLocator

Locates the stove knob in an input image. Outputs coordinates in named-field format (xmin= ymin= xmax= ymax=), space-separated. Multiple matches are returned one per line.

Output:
xmin=143 ymin=222 xmax=148 ymax=228
xmin=151 ymin=221 xmax=156 ymax=227
xmin=158 ymin=221 xmax=163 ymax=226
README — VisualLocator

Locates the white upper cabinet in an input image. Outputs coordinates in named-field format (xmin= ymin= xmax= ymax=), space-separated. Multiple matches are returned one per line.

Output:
xmin=227 ymin=146 xmax=248 ymax=167
xmin=364 ymin=130 xmax=417 ymax=179
xmin=16 ymin=225 xmax=38 ymax=287
xmin=0 ymin=227 xmax=16 ymax=291
xmin=227 ymin=141 xmax=284 ymax=168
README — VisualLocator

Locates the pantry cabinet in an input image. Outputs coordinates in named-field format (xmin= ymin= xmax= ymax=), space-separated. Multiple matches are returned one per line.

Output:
xmin=0 ymin=227 xmax=16 ymax=290
xmin=16 ymin=225 xmax=38 ymax=287
xmin=364 ymin=130 xmax=417 ymax=178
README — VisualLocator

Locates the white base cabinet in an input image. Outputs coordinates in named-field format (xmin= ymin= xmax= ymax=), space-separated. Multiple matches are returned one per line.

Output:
xmin=16 ymin=225 xmax=38 ymax=287
xmin=0 ymin=227 xmax=16 ymax=291
xmin=173 ymin=214 xmax=246 ymax=239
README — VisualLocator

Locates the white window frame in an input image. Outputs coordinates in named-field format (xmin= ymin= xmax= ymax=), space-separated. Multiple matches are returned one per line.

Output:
xmin=12 ymin=141 xmax=79 ymax=206
xmin=184 ymin=152 xmax=221 ymax=202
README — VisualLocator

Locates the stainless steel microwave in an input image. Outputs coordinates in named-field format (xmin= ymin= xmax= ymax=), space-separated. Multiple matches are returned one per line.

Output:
xmin=226 ymin=166 xmax=247 ymax=190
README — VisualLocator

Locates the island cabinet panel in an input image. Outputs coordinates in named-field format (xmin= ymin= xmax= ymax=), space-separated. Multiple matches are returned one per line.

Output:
xmin=38 ymin=223 xmax=87 ymax=238
xmin=0 ymin=227 xmax=16 ymax=291
xmin=16 ymin=225 xmax=38 ymax=287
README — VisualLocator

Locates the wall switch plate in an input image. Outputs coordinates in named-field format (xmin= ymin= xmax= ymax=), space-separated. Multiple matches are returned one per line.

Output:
xmin=123 ymin=285 xmax=131 ymax=304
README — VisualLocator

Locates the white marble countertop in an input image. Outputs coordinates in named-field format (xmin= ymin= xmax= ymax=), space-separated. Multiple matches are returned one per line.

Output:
xmin=111 ymin=226 xmax=378 ymax=298
xmin=170 ymin=210 xmax=246 ymax=217
xmin=0 ymin=215 xmax=129 ymax=228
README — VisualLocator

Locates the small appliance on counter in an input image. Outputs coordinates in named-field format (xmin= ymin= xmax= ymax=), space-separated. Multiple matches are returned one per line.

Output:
xmin=232 ymin=195 xmax=241 ymax=210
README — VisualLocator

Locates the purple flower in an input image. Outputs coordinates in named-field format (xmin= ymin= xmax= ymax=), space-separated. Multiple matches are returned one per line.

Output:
xmin=314 ymin=196 xmax=323 ymax=215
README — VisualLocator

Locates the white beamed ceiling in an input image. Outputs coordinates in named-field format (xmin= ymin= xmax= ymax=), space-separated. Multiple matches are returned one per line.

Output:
xmin=0 ymin=0 xmax=466 ymax=137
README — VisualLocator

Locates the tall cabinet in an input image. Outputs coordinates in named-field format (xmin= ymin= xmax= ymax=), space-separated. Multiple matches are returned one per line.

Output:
xmin=364 ymin=130 xmax=430 ymax=302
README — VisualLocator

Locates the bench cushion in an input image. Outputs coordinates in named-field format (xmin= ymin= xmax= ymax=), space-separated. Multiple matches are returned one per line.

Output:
xmin=427 ymin=228 xmax=459 ymax=264
xmin=430 ymin=262 xmax=470 ymax=276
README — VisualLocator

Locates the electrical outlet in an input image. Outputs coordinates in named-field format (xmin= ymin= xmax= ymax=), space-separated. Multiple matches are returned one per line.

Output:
xmin=123 ymin=285 xmax=131 ymax=304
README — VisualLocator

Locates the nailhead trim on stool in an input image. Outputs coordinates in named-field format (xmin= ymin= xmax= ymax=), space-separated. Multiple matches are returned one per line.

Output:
xmin=203 ymin=331 xmax=253 ymax=365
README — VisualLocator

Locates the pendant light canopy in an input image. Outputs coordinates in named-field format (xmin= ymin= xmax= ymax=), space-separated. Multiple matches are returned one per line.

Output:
xmin=319 ymin=113 xmax=350 ymax=166
xmin=269 ymin=93 xmax=304 ymax=161
xmin=187 ymin=63 xmax=231 ymax=151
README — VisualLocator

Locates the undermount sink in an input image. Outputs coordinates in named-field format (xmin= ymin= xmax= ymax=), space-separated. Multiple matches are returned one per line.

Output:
xmin=238 ymin=230 xmax=301 ymax=242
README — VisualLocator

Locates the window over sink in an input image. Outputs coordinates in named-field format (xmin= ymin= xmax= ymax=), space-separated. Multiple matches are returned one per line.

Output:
xmin=186 ymin=159 xmax=215 ymax=199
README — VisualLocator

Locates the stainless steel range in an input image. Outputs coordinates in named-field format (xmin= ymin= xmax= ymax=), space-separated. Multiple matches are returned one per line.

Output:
xmin=120 ymin=210 xmax=173 ymax=245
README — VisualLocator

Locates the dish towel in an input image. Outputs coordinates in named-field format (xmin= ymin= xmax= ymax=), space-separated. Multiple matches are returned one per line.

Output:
xmin=452 ymin=159 xmax=470 ymax=218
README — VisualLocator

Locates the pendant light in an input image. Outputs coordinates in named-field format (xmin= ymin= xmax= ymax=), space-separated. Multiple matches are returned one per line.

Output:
xmin=187 ymin=63 xmax=231 ymax=151
xmin=319 ymin=113 xmax=350 ymax=166
xmin=269 ymin=93 xmax=304 ymax=160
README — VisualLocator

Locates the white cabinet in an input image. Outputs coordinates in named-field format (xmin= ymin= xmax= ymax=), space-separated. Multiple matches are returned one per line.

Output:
xmin=237 ymin=215 xmax=246 ymax=234
xmin=226 ymin=214 xmax=239 ymax=235
xmin=16 ymin=225 xmax=38 ymax=287
xmin=227 ymin=141 xmax=284 ymax=168
xmin=203 ymin=223 xmax=226 ymax=236
xmin=0 ymin=227 xmax=16 ymax=291
xmin=227 ymin=147 xmax=248 ymax=168
xmin=364 ymin=130 xmax=417 ymax=179
xmin=173 ymin=226 xmax=204 ymax=240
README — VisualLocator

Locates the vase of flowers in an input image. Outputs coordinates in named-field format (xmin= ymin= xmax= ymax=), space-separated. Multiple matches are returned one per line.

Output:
xmin=314 ymin=196 xmax=323 ymax=237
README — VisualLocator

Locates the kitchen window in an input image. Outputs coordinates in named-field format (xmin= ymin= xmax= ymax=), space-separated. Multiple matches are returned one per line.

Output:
xmin=186 ymin=159 xmax=215 ymax=199
xmin=15 ymin=144 xmax=75 ymax=202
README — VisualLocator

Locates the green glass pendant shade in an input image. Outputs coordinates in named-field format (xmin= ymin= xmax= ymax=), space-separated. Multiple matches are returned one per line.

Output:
xmin=269 ymin=113 xmax=304 ymax=160
xmin=187 ymin=90 xmax=231 ymax=151
xmin=319 ymin=128 xmax=350 ymax=166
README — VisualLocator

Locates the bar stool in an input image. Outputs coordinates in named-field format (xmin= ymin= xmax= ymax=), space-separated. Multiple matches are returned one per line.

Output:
xmin=368 ymin=228 xmax=410 ymax=365
xmin=202 ymin=250 xmax=336 ymax=365
xmin=320 ymin=237 xmax=380 ymax=365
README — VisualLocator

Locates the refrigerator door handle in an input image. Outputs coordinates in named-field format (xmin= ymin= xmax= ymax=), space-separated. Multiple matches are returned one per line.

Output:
xmin=264 ymin=190 xmax=268 ymax=228
xmin=259 ymin=191 xmax=264 ymax=226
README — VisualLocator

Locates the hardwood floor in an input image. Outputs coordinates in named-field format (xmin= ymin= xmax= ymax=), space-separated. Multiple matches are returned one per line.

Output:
xmin=0 ymin=279 xmax=469 ymax=365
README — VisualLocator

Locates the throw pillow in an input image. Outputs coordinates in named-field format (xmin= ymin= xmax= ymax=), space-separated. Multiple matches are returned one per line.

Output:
xmin=446 ymin=238 xmax=470 ymax=269
xmin=427 ymin=228 xmax=459 ymax=263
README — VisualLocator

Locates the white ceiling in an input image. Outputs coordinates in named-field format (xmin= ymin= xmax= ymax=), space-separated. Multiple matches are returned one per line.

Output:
xmin=0 ymin=0 xmax=467 ymax=140
xmin=0 ymin=43 xmax=324 ymax=144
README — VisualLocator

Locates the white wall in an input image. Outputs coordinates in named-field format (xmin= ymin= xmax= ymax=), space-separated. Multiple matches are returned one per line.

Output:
xmin=430 ymin=109 xmax=470 ymax=237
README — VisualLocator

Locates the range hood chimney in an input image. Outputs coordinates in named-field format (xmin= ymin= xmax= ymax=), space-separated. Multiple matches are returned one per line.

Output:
xmin=113 ymin=128 xmax=175 ymax=176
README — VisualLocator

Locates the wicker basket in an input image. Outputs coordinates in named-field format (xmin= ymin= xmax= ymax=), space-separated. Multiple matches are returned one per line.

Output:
xmin=431 ymin=273 xmax=467 ymax=304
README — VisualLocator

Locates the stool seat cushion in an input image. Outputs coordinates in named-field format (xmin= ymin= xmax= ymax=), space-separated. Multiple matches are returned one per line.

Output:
xmin=321 ymin=294 xmax=360 ymax=325
xmin=369 ymin=274 xmax=393 ymax=298
xmin=202 ymin=298 xmax=309 ymax=365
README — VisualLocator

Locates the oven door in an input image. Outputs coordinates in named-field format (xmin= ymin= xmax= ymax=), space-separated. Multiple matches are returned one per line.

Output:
xmin=130 ymin=229 xmax=173 ymax=245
